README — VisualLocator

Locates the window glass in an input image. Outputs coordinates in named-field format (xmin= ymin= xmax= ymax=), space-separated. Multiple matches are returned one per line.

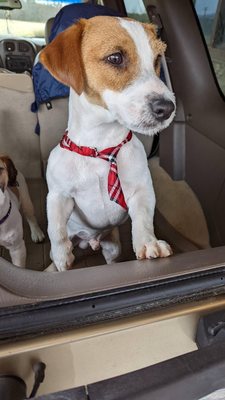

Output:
xmin=0 ymin=0 xmax=87 ymax=38
xmin=123 ymin=0 xmax=149 ymax=22
xmin=194 ymin=0 xmax=225 ymax=95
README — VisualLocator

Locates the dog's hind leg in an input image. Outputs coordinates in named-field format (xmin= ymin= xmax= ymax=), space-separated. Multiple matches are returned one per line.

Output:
xmin=9 ymin=240 xmax=26 ymax=267
xmin=17 ymin=172 xmax=45 ymax=243
xmin=100 ymin=227 xmax=121 ymax=265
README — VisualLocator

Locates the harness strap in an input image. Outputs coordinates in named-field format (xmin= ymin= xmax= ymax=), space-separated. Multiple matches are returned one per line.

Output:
xmin=0 ymin=200 xmax=12 ymax=225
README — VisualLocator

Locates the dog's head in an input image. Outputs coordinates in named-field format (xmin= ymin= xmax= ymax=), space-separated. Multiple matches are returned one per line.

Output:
xmin=0 ymin=156 xmax=17 ymax=192
xmin=40 ymin=16 xmax=175 ymax=135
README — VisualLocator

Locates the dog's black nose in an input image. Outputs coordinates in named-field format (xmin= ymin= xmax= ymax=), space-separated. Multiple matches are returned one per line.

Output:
xmin=150 ymin=98 xmax=175 ymax=122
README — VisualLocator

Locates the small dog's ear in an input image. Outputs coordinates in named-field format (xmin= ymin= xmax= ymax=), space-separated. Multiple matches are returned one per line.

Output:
xmin=40 ymin=19 xmax=86 ymax=95
xmin=0 ymin=156 xmax=17 ymax=187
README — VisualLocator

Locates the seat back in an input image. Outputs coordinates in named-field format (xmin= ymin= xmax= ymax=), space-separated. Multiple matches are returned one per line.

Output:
xmin=0 ymin=72 xmax=41 ymax=178
xmin=39 ymin=98 xmax=68 ymax=172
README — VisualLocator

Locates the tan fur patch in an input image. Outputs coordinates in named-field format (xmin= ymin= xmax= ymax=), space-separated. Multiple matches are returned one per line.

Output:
xmin=40 ymin=20 xmax=85 ymax=95
xmin=81 ymin=16 xmax=140 ymax=106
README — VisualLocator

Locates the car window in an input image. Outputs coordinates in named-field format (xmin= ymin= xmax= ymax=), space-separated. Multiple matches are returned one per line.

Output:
xmin=123 ymin=0 xmax=149 ymax=22
xmin=0 ymin=0 xmax=87 ymax=39
xmin=194 ymin=0 xmax=225 ymax=96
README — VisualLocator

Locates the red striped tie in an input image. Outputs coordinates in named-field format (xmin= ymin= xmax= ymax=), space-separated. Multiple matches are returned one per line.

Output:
xmin=60 ymin=131 xmax=132 ymax=210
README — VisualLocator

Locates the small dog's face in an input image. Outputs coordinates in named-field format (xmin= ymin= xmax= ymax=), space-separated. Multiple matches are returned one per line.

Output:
xmin=40 ymin=16 xmax=175 ymax=135
xmin=0 ymin=156 xmax=17 ymax=192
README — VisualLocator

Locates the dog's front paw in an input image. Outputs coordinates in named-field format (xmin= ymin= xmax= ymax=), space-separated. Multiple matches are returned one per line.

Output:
xmin=51 ymin=240 xmax=75 ymax=271
xmin=136 ymin=240 xmax=172 ymax=260
xmin=31 ymin=225 xmax=45 ymax=243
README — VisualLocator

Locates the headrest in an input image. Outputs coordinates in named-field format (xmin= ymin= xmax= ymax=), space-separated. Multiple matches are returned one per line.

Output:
xmin=45 ymin=17 xmax=54 ymax=44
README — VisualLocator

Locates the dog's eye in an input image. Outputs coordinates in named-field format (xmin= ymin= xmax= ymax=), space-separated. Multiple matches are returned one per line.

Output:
xmin=154 ymin=55 xmax=162 ymax=70
xmin=106 ymin=52 xmax=123 ymax=66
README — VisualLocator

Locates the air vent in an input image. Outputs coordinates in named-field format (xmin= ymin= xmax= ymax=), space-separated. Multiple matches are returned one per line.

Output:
xmin=18 ymin=42 xmax=30 ymax=52
xmin=4 ymin=42 xmax=15 ymax=52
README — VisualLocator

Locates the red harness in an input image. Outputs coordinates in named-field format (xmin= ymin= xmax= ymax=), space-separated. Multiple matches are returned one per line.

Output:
xmin=60 ymin=131 xmax=133 ymax=210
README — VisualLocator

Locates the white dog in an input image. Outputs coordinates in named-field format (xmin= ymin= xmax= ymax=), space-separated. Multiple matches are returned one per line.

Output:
xmin=40 ymin=16 xmax=176 ymax=271
xmin=0 ymin=156 xmax=45 ymax=267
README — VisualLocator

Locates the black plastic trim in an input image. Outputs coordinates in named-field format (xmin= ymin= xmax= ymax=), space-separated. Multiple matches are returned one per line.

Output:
xmin=0 ymin=266 xmax=225 ymax=343
xmin=88 ymin=340 xmax=225 ymax=400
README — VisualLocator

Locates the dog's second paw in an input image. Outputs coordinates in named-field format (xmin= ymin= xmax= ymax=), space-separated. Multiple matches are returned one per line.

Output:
xmin=136 ymin=240 xmax=172 ymax=260
xmin=51 ymin=240 xmax=75 ymax=271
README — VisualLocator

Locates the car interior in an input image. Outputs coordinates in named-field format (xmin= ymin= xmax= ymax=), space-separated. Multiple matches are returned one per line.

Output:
xmin=0 ymin=0 xmax=225 ymax=398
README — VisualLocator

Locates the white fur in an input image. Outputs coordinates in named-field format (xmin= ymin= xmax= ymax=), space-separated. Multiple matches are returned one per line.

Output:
xmin=119 ymin=18 xmax=154 ymax=73
xmin=46 ymin=19 xmax=175 ymax=271
xmin=0 ymin=170 xmax=45 ymax=267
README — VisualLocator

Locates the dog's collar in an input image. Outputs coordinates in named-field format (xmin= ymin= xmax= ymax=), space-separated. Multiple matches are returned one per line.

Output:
xmin=0 ymin=200 xmax=12 ymax=225
xmin=60 ymin=131 xmax=133 ymax=210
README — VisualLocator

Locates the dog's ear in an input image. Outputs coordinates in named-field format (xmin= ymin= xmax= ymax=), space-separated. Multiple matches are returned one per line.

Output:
xmin=142 ymin=22 xmax=158 ymax=37
xmin=40 ymin=20 xmax=86 ymax=95
xmin=0 ymin=156 xmax=17 ymax=187
xmin=142 ymin=22 xmax=167 ymax=53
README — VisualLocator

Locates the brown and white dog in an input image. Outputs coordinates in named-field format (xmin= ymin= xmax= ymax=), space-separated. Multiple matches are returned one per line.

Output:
xmin=0 ymin=156 xmax=45 ymax=267
xmin=40 ymin=16 xmax=176 ymax=271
